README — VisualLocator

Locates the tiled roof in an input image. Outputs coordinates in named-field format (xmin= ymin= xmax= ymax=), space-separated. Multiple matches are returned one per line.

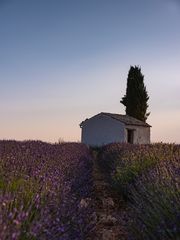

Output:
xmin=80 ymin=112 xmax=151 ymax=127
xmin=101 ymin=112 xmax=151 ymax=127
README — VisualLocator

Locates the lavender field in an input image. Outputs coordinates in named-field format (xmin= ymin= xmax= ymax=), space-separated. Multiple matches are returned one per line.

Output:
xmin=1 ymin=140 xmax=180 ymax=240
xmin=0 ymin=141 xmax=93 ymax=240
xmin=97 ymin=143 xmax=180 ymax=239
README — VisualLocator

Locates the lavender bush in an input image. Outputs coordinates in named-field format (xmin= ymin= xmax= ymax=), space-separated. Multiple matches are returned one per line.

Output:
xmin=0 ymin=140 xmax=94 ymax=240
xmin=97 ymin=143 xmax=180 ymax=239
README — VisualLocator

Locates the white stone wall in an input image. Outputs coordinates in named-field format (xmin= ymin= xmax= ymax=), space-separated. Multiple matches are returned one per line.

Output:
xmin=125 ymin=125 xmax=150 ymax=144
xmin=81 ymin=114 xmax=126 ymax=146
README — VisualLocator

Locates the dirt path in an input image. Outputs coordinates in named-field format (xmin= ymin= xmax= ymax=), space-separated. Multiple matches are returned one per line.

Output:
xmin=88 ymin=152 xmax=128 ymax=240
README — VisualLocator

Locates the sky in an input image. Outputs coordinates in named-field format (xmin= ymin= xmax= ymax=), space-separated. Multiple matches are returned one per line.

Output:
xmin=0 ymin=0 xmax=180 ymax=143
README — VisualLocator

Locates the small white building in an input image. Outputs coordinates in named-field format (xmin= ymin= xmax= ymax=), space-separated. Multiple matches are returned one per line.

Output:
xmin=80 ymin=112 xmax=151 ymax=146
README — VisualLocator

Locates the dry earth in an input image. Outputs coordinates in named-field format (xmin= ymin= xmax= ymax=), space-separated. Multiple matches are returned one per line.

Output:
xmin=87 ymin=152 xmax=129 ymax=240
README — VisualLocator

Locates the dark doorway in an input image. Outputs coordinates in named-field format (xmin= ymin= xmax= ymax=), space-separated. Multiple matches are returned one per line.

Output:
xmin=127 ymin=129 xmax=134 ymax=144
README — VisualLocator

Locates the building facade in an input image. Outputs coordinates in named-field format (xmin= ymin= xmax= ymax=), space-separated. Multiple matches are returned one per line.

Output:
xmin=80 ymin=112 xmax=151 ymax=146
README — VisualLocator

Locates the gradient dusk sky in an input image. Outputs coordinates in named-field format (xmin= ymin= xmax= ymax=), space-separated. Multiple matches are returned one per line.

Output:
xmin=0 ymin=0 xmax=180 ymax=143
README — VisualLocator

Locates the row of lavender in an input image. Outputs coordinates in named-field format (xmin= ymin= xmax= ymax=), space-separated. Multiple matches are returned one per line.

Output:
xmin=97 ymin=143 xmax=180 ymax=240
xmin=0 ymin=140 xmax=94 ymax=240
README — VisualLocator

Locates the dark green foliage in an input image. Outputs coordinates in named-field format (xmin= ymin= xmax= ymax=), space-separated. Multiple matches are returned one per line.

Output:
xmin=121 ymin=66 xmax=150 ymax=122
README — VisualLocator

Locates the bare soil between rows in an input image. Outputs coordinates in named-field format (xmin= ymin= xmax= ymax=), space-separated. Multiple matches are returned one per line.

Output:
xmin=88 ymin=152 xmax=129 ymax=240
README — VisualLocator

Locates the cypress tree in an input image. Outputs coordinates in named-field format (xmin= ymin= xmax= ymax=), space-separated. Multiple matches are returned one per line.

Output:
xmin=120 ymin=66 xmax=150 ymax=122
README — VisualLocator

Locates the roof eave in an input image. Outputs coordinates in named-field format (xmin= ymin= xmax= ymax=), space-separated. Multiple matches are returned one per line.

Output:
xmin=125 ymin=123 xmax=151 ymax=127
